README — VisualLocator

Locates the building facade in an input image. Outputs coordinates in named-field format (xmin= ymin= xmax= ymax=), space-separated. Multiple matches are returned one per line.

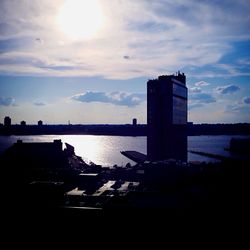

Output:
xmin=147 ymin=72 xmax=188 ymax=162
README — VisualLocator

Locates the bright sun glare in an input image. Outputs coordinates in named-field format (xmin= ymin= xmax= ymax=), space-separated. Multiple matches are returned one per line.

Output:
xmin=56 ymin=0 xmax=104 ymax=40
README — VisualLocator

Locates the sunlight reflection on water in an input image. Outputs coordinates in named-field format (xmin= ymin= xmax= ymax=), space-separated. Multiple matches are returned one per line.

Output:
xmin=60 ymin=135 xmax=147 ymax=166
xmin=0 ymin=135 xmax=249 ymax=167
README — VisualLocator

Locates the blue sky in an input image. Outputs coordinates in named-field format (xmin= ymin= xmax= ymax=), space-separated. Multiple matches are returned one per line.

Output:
xmin=0 ymin=0 xmax=250 ymax=124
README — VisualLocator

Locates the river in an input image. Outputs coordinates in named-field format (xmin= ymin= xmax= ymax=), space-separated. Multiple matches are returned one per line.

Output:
xmin=0 ymin=135 xmax=249 ymax=166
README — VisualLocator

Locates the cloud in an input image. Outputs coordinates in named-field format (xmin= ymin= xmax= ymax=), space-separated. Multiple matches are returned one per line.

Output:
xmin=243 ymin=96 xmax=250 ymax=104
xmin=225 ymin=96 xmax=250 ymax=113
xmin=0 ymin=96 xmax=15 ymax=106
xmin=190 ymin=93 xmax=216 ymax=103
xmin=188 ymin=92 xmax=216 ymax=110
xmin=188 ymin=103 xmax=204 ymax=110
xmin=238 ymin=58 xmax=250 ymax=65
xmin=225 ymin=103 xmax=250 ymax=113
xmin=189 ymin=87 xmax=201 ymax=93
xmin=0 ymin=0 xmax=249 ymax=78
xmin=71 ymin=91 xmax=146 ymax=107
xmin=194 ymin=81 xmax=210 ymax=87
xmin=34 ymin=102 xmax=46 ymax=106
xmin=0 ymin=37 xmax=36 ymax=53
xmin=215 ymin=85 xmax=240 ymax=94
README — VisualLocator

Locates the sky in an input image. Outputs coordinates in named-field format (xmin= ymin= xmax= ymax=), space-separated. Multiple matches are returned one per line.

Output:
xmin=0 ymin=0 xmax=250 ymax=124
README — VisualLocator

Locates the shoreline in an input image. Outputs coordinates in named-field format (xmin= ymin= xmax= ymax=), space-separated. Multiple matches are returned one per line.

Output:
xmin=1 ymin=123 xmax=250 ymax=136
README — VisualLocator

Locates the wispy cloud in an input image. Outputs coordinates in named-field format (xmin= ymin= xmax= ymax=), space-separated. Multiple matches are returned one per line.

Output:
xmin=71 ymin=91 xmax=146 ymax=107
xmin=34 ymin=101 xmax=46 ymax=106
xmin=188 ymin=103 xmax=204 ymax=110
xmin=238 ymin=58 xmax=250 ymax=65
xmin=0 ymin=96 xmax=15 ymax=106
xmin=225 ymin=96 xmax=250 ymax=113
xmin=243 ymin=96 xmax=250 ymax=104
xmin=0 ymin=0 xmax=249 ymax=78
xmin=194 ymin=81 xmax=210 ymax=87
xmin=215 ymin=85 xmax=240 ymax=94
xmin=189 ymin=92 xmax=216 ymax=110
xmin=189 ymin=87 xmax=201 ymax=93
xmin=190 ymin=93 xmax=216 ymax=103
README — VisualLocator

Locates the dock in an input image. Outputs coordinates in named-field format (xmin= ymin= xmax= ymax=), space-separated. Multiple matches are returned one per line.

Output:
xmin=120 ymin=150 xmax=147 ymax=163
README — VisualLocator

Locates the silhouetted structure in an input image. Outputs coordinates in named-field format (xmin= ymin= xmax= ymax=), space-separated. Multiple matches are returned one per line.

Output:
xmin=133 ymin=118 xmax=137 ymax=126
xmin=4 ymin=116 xmax=11 ymax=128
xmin=229 ymin=138 xmax=250 ymax=154
xmin=121 ymin=150 xmax=147 ymax=163
xmin=1 ymin=137 xmax=250 ymax=219
xmin=11 ymin=139 xmax=65 ymax=169
xmin=38 ymin=120 xmax=43 ymax=126
xmin=20 ymin=120 xmax=26 ymax=126
xmin=147 ymin=72 xmax=188 ymax=161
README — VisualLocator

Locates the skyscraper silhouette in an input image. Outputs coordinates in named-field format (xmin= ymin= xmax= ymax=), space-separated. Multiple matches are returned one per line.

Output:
xmin=147 ymin=72 xmax=188 ymax=162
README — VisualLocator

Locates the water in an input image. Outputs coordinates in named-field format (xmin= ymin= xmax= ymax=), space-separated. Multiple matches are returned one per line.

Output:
xmin=0 ymin=135 xmax=249 ymax=166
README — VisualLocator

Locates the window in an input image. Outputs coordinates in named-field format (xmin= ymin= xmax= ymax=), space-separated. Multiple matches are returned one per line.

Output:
xmin=173 ymin=96 xmax=187 ymax=124
xmin=173 ymin=83 xmax=187 ymax=98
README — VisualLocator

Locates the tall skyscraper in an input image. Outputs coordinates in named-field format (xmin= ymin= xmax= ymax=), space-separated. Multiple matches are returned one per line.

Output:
xmin=147 ymin=72 xmax=188 ymax=162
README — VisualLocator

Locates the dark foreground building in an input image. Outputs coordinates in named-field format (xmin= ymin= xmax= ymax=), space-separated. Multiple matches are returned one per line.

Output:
xmin=1 ymin=137 xmax=250 ymax=232
xmin=147 ymin=72 xmax=188 ymax=161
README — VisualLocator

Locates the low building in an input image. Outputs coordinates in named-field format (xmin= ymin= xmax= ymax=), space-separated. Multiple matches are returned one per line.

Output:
xmin=4 ymin=116 xmax=11 ymax=128
xmin=20 ymin=120 xmax=26 ymax=126
xmin=38 ymin=120 xmax=43 ymax=126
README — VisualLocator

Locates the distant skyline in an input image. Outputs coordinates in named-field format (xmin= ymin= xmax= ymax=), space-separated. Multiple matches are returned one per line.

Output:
xmin=0 ymin=0 xmax=250 ymax=124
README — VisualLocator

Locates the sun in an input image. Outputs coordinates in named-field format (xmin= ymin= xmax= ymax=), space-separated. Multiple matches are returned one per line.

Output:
xmin=56 ymin=0 xmax=104 ymax=40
